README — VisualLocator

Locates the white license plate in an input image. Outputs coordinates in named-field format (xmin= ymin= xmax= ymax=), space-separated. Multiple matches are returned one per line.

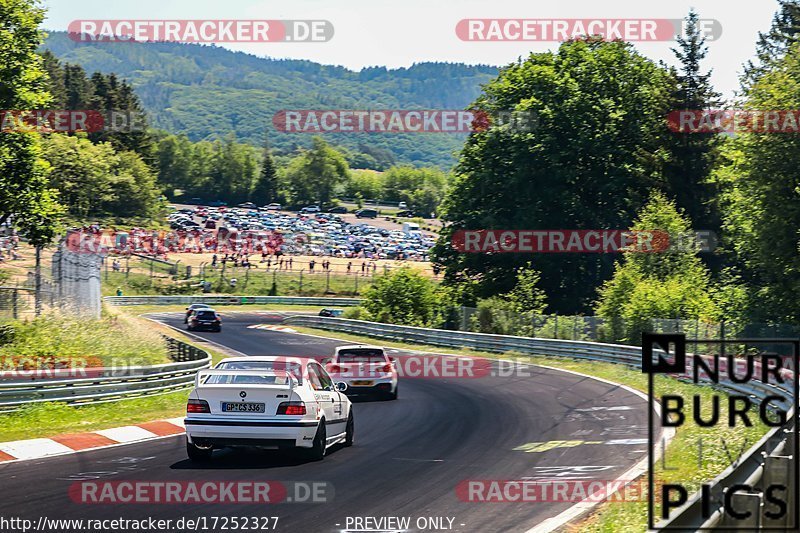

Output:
xmin=222 ymin=402 xmax=265 ymax=413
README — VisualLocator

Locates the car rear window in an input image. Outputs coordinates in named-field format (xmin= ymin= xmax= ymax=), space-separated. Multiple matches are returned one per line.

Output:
xmin=203 ymin=373 xmax=290 ymax=385
xmin=215 ymin=361 xmax=303 ymax=384
xmin=195 ymin=311 xmax=216 ymax=319
xmin=337 ymin=349 xmax=386 ymax=363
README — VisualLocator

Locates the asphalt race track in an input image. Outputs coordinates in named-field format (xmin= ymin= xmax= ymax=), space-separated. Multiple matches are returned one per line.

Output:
xmin=0 ymin=312 xmax=655 ymax=533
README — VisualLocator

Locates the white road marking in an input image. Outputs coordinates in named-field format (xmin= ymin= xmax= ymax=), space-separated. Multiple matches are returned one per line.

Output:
xmin=95 ymin=426 xmax=157 ymax=443
xmin=0 ymin=439 xmax=73 ymax=460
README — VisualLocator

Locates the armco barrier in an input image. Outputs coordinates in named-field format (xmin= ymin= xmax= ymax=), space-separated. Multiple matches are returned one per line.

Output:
xmin=104 ymin=295 xmax=362 ymax=306
xmin=0 ymin=336 xmax=211 ymax=412
xmin=284 ymin=316 xmax=797 ymax=530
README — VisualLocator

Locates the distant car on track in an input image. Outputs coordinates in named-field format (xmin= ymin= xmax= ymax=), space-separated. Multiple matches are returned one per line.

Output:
xmin=187 ymin=308 xmax=222 ymax=332
xmin=327 ymin=345 xmax=398 ymax=400
xmin=318 ymin=308 xmax=344 ymax=317
xmin=184 ymin=303 xmax=212 ymax=323
xmin=301 ymin=205 xmax=321 ymax=213
xmin=184 ymin=356 xmax=353 ymax=461
xmin=327 ymin=206 xmax=347 ymax=214
xmin=237 ymin=202 xmax=258 ymax=209
xmin=263 ymin=203 xmax=282 ymax=211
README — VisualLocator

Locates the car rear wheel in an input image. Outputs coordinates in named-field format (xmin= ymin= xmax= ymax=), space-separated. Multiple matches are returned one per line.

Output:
xmin=186 ymin=440 xmax=212 ymax=461
xmin=386 ymin=386 xmax=398 ymax=401
xmin=344 ymin=412 xmax=354 ymax=446
xmin=306 ymin=422 xmax=326 ymax=461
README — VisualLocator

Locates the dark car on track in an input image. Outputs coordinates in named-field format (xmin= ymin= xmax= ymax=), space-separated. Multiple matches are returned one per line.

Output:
xmin=327 ymin=206 xmax=348 ymax=214
xmin=319 ymin=308 xmax=344 ymax=317
xmin=184 ymin=303 xmax=212 ymax=323
xmin=187 ymin=309 xmax=222 ymax=332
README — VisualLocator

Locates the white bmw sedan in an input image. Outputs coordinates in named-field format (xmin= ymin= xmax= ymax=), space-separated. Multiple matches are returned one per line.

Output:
xmin=326 ymin=345 xmax=398 ymax=400
xmin=184 ymin=356 xmax=353 ymax=461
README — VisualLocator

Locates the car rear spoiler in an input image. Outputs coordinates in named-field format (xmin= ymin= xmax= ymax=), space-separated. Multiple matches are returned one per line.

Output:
xmin=194 ymin=369 xmax=298 ymax=389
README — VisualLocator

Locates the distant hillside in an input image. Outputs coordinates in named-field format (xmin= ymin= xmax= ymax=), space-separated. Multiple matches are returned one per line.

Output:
xmin=42 ymin=32 xmax=499 ymax=169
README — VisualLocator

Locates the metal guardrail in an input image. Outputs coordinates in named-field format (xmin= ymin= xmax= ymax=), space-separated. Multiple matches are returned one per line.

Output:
xmin=104 ymin=295 xmax=362 ymax=306
xmin=0 ymin=336 xmax=211 ymax=412
xmin=284 ymin=316 xmax=797 ymax=530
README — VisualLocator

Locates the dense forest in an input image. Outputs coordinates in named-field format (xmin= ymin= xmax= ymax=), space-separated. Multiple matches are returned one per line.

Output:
xmin=42 ymin=31 xmax=498 ymax=169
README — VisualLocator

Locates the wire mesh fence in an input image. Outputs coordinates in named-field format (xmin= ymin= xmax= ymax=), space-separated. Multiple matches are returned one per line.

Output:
xmin=99 ymin=255 xmax=408 ymax=297
xmin=457 ymin=306 xmax=800 ymax=354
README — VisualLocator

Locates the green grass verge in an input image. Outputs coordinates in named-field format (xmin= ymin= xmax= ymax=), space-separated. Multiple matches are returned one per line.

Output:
xmin=1 ymin=314 xmax=171 ymax=368
xmin=0 ymin=312 xmax=236 ymax=442
xmin=288 ymin=325 xmax=770 ymax=532
xmin=0 ymin=390 xmax=189 ymax=442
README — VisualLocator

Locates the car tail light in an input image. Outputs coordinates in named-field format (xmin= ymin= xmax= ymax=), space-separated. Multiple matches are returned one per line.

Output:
xmin=328 ymin=364 xmax=341 ymax=373
xmin=276 ymin=401 xmax=306 ymax=415
xmin=382 ymin=363 xmax=393 ymax=373
xmin=187 ymin=399 xmax=210 ymax=413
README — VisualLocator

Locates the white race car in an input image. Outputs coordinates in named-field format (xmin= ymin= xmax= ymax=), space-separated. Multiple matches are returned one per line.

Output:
xmin=184 ymin=356 xmax=353 ymax=461
xmin=326 ymin=345 xmax=398 ymax=400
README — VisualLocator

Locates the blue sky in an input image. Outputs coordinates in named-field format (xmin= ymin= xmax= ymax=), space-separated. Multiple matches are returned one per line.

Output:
xmin=41 ymin=0 xmax=782 ymax=100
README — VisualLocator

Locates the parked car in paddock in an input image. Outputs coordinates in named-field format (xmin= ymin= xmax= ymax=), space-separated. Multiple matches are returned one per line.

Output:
xmin=355 ymin=208 xmax=378 ymax=219
xmin=185 ymin=356 xmax=353 ymax=461
xmin=187 ymin=308 xmax=222 ymax=332
xmin=318 ymin=308 xmax=344 ymax=317
xmin=184 ymin=303 xmax=212 ymax=323
xmin=327 ymin=345 xmax=398 ymax=400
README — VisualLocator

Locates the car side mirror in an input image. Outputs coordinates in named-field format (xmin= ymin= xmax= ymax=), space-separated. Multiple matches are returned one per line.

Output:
xmin=335 ymin=382 xmax=348 ymax=392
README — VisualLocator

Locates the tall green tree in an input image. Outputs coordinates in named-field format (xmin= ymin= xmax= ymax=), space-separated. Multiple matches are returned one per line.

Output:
xmin=714 ymin=40 xmax=800 ymax=323
xmin=361 ymin=267 xmax=441 ymax=326
xmin=40 ymin=49 xmax=65 ymax=107
xmin=596 ymin=192 xmax=718 ymax=342
xmin=251 ymin=134 xmax=278 ymax=204
xmin=42 ymin=134 xmax=159 ymax=218
xmin=280 ymin=137 xmax=349 ymax=206
xmin=0 ymin=0 xmax=63 ymax=243
xmin=743 ymin=0 xmax=800 ymax=88
xmin=664 ymin=9 xmax=723 ymax=234
xmin=382 ymin=166 xmax=448 ymax=214
xmin=154 ymin=133 xmax=195 ymax=195
xmin=432 ymin=38 xmax=676 ymax=313
xmin=63 ymin=63 xmax=92 ymax=109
